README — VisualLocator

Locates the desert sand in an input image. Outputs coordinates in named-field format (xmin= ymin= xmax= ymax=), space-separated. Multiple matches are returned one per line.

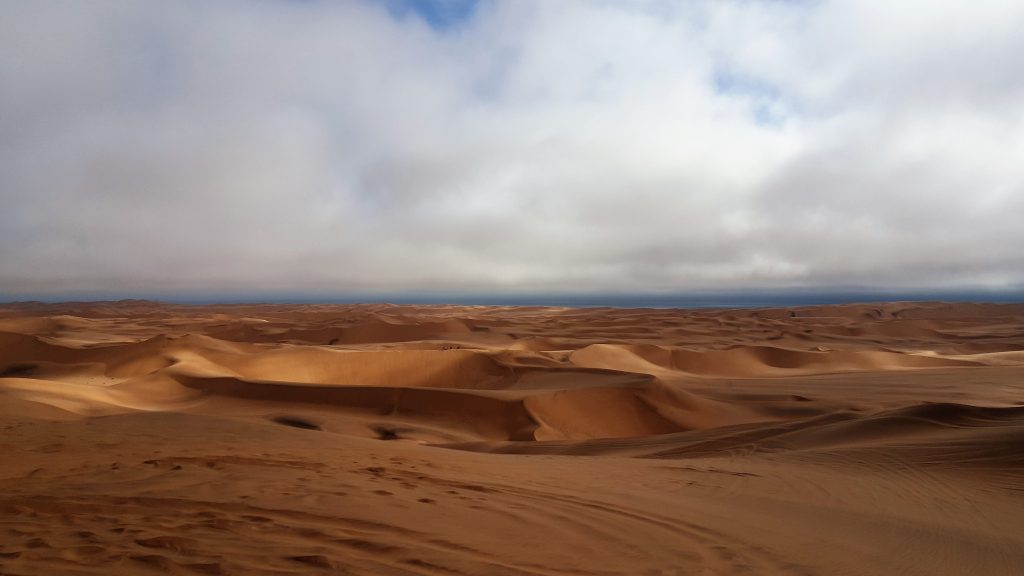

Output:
xmin=1 ymin=300 xmax=1023 ymax=575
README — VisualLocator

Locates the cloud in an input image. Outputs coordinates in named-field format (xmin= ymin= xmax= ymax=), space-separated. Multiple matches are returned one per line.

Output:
xmin=1 ymin=0 xmax=1023 ymax=298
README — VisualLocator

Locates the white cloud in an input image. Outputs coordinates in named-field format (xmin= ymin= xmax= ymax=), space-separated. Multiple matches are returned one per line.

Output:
xmin=1 ymin=0 xmax=1022 ymax=298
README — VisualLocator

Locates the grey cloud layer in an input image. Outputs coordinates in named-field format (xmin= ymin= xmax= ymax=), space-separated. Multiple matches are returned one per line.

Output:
xmin=2 ymin=0 xmax=1023 ymax=297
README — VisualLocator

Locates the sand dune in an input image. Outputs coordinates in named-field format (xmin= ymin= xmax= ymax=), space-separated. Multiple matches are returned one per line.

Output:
xmin=2 ymin=300 xmax=1024 ymax=575
xmin=570 ymin=342 xmax=981 ymax=377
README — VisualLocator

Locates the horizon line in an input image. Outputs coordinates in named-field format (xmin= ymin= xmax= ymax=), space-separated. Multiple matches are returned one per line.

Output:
xmin=4 ymin=288 xmax=1024 ymax=309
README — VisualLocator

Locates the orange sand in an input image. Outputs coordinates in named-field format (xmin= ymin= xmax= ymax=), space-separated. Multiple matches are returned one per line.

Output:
xmin=2 ymin=300 xmax=1023 ymax=574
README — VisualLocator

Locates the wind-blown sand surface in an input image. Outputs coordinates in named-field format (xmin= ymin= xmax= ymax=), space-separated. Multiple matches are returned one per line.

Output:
xmin=2 ymin=301 xmax=1024 ymax=575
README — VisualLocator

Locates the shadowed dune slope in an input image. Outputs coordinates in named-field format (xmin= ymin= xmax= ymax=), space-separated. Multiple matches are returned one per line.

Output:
xmin=449 ymin=402 xmax=1024 ymax=466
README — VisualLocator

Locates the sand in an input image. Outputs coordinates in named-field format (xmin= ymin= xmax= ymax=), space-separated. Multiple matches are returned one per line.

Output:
xmin=1 ymin=300 xmax=1023 ymax=575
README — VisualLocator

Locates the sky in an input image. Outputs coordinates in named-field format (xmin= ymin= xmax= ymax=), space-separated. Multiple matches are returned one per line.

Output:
xmin=2 ymin=0 xmax=1024 ymax=300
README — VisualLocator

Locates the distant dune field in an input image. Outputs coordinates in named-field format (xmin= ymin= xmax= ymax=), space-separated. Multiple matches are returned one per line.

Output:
xmin=2 ymin=301 xmax=1024 ymax=575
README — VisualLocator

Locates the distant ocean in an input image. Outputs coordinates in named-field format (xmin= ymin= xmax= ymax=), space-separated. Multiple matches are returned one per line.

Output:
xmin=142 ymin=290 xmax=1024 ymax=309
xmin=366 ymin=292 xmax=1024 ymax=309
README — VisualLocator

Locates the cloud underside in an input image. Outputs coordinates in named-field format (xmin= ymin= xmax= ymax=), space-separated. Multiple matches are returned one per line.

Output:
xmin=2 ymin=0 xmax=1023 ymax=296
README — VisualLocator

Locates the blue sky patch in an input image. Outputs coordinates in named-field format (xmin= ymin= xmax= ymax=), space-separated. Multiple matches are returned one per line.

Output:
xmin=385 ymin=0 xmax=481 ymax=30
xmin=712 ymin=69 xmax=791 ymax=127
